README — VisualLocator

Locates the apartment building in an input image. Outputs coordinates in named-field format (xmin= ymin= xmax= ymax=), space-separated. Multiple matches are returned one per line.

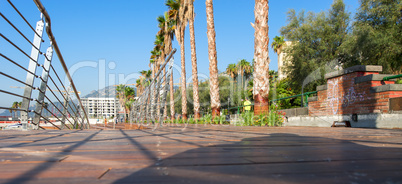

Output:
xmin=81 ymin=97 xmax=119 ymax=118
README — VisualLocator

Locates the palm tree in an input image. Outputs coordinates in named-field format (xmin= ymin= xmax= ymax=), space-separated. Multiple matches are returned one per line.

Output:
xmin=167 ymin=0 xmax=190 ymax=120
xmin=11 ymin=101 xmax=19 ymax=118
xmin=271 ymin=35 xmax=285 ymax=54
xmin=162 ymin=10 xmax=176 ymax=121
xmin=271 ymin=36 xmax=286 ymax=81
xmin=124 ymin=87 xmax=135 ymax=122
xmin=188 ymin=0 xmax=201 ymax=119
xmin=116 ymin=85 xmax=136 ymax=123
xmin=252 ymin=0 xmax=270 ymax=115
xmin=226 ymin=63 xmax=238 ymax=81
xmin=206 ymin=0 xmax=220 ymax=118
xmin=237 ymin=59 xmax=252 ymax=90
xmin=157 ymin=15 xmax=169 ymax=120
xmin=116 ymin=85 xmax=126 ymax=119
xmin=135 ymin=78 xmax=143 ymax=96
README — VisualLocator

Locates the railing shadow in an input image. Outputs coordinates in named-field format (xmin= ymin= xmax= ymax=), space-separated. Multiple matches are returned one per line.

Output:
xmin=113 ymin=132 xmax=402 ymax=183
xmin=4 ymin=130 xmax=102 ymax=184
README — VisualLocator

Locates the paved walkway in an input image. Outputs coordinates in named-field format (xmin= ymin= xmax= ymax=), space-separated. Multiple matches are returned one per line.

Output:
xmin=1 ymin=125 xmax=402 ymax=183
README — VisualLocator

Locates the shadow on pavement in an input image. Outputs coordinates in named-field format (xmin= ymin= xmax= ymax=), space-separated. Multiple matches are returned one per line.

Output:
xmin=113 ymin=133 xmax=402 ymax=183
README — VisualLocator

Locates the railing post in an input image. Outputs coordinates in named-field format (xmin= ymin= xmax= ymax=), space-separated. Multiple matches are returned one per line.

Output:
xmin=20 ymin=19 xmax=44 ymax=130
xmin=158 ymin=57 xmax=173 ymax=125
xmin=32 ymin=45 xmax=53 ymax=129
xmin=60 ymin=89 xmax=70 ymax=129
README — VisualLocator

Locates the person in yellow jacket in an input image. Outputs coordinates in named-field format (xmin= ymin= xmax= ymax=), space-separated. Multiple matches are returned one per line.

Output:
xmin=243 ymin=99 xmax=251 ymax=112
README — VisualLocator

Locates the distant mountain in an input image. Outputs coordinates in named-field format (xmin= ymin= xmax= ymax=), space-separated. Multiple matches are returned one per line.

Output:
xmin=82 ymin=86 xmax=117 ymax=98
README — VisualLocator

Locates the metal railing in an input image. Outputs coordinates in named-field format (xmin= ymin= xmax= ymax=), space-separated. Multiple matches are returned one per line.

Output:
xmin=131 ymin=49 xmax=177 ymax=125
xmin=383 ymin=74 xmax=402 ymax=81
xmin=226 ymin=91 xmax=317 ymax=114
xmin=0 ymin=0 xmax=89 ymax=130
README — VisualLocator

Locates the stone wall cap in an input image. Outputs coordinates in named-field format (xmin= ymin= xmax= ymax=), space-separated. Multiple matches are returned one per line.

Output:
xmin=316 ymin=85 xmax=327 ymax=91
xmin=307 ymin=96 xmax=318 ymax=102
xmin=370 ymin=84 xmax=402 ymax=93
xmin=324 ymin=65 xmax=382 ymax=79
xmin=355 ymin=74 xmax=396 ymax=84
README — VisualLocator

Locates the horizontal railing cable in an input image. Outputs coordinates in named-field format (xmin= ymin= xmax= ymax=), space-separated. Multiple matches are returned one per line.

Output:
xmin=6 ymin=0 xmax=44 ymax=40
xmin=0 ymin=33 xmax=40 ymax=63
xmin=0 ymin=72 xmax=37 ymax=89
xmin=0 ymin=12 xmax=42 ymax=53
xmin=0 ymin=89 xmax=33 ymax=101
xmin=0 ymin=53 xmax=38 ymax=77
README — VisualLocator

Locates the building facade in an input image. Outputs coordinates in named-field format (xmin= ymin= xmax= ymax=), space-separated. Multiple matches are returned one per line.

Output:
xmin=81 ymin=98 xmax=119 ymax=118
xmin=278 ymin=41 xmax=293 ymax=81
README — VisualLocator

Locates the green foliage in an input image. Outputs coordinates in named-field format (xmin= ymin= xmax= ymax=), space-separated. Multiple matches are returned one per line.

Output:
xmin=270 ymin=78 xmax=301 ymax=109
xmin=340 ymin=0 xmax=402 ymax=74
xmin=396 ymin=79 xmax=402 ymax=84
xmin=201 ymin=113 xmax=212 ymax=124
xmin=240 ymin=111 xmax=254 ymax=126
xmin=212 ymin=115 xmax=227 ymax=125
xmin=237 ymin=104 xmax=285 ymax=127
xmin=280 ymin=0 xmax=350 ymax=92
xmin=271 ymin=36 xmax=285 ymax=54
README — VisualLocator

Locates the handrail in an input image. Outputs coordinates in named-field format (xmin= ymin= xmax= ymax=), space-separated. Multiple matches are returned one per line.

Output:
xmin=226 ymin=91 xmax=317 ymax=114
xmin=33 ymin=0 xmax=90 ymax=128
xmin=383 ymin=74 xmax=402 ymax=81
xmin=271 ymin=91 xmax=317 ymax=102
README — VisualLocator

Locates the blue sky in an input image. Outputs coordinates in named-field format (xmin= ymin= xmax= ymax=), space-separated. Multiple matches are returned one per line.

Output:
xmin=0 ymin=0 xmax=359 ymax=108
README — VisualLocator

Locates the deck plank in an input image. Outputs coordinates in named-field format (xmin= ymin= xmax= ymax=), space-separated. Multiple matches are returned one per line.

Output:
xmin=0 ymin=126 xmax=402 ymax=183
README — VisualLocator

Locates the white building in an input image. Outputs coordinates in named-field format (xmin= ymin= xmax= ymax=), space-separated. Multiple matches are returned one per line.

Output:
xmin=81 ymin=97 xmax=119 ymax=118
xmin=278 ymin=41 xmax=293 ymax=81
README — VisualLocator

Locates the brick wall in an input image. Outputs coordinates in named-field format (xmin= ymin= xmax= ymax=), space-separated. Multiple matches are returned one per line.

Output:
xmin=309 ymin=66 xmax=402 ymax=116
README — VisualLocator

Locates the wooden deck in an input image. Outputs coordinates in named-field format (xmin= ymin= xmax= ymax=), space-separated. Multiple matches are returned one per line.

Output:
xmin=1 ymin=125 xmax=402 ymax=183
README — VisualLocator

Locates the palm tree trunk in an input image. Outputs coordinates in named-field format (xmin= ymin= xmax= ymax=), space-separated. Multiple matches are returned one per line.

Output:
xmin=189 ymin=0 xmax=201 ymax=120
xmin=252 ymin=0 xmax=270 ymax=115
xmin=206 ymin=0 xmax=220 ymax=119
xmin=180 ymin=28 xmax=188 ymax=120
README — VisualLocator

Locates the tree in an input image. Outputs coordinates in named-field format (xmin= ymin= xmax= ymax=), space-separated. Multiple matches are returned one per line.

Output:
xmin=11 ymin=101 xmax=20 ymax=118
xmin=271 ymin=35 xmax=285 ymax=54
xmin=167 ymin=0 xmax=190 ymax=120
xmin=280 ymin=0 xmax=350 ymax=92
xmin=252 ymin=0 xmax=270 ymax=115
xmin=341 ymin=0 xmax=402 ymax=74
xmin=206 ymin=0 xmax=221 ymax=119
xmin=165 ymin=1 xmax=179 ymax=121
xmin=135 ymin=79 xmax=143 ymax=96
xmin=116 ymin=85 xmax=136 ymax=122
xmin=237 ymin=59 xmax=252 ymax=90
xmin=188 ymin=0 xmax=201 ymax=120
xmin=226 ymin=63 xmax=238 ymax=80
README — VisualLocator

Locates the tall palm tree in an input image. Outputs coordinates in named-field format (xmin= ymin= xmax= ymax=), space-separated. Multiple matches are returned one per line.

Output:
xmin=167 ymin=0 xmax=190 ymax=120
xmin=157 ymin=15 xmax=169 ymax=120
xmin=206 ymin=0 xmax=220 ymax=118
xmin=162 ymin=9 xmax=176 ymax=121
xmin=188 ymin=0 xmax=201 ymax=119
xmin=252 ymin=0 xmax=270 ymax=115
